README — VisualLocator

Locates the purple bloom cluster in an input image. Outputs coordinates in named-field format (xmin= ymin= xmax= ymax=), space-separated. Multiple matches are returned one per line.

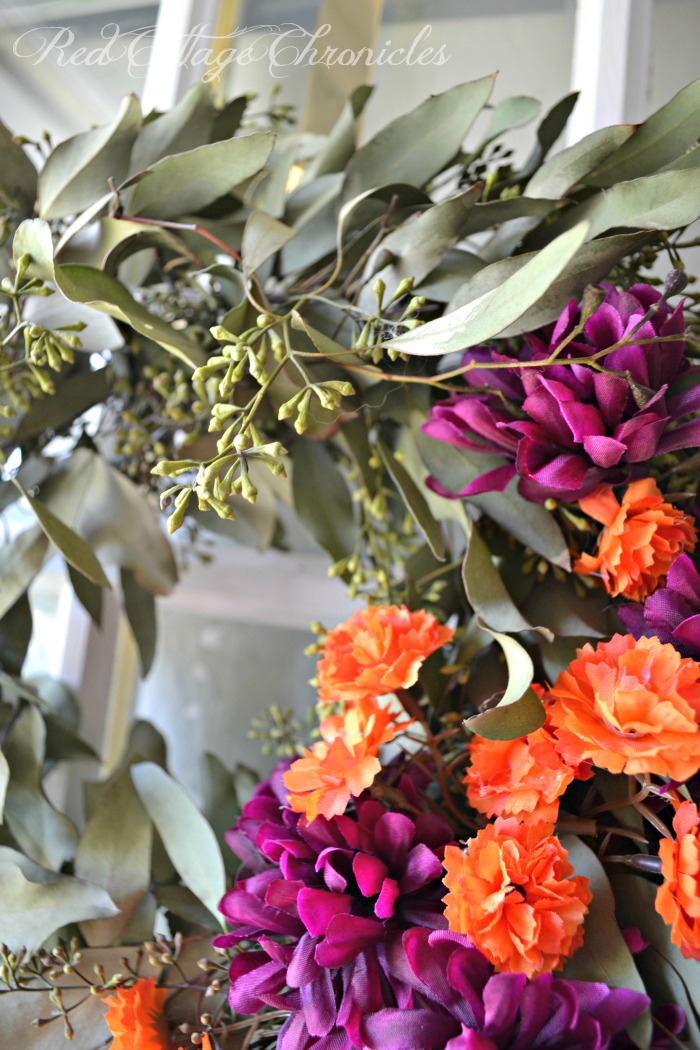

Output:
xmin=423 ymin=284 xmax=699 ymax=504
xmin=361 ymin=928 xmax=652 ymax=1050
xmin=619 ymin=553 xmax=700 ymax=658
xmin=215 ymin=762 xmax=455 ymax=1048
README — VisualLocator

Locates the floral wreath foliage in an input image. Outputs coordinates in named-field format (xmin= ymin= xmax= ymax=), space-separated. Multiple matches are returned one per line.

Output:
xmin=2 ymin=75 xmax=700 ymax=1048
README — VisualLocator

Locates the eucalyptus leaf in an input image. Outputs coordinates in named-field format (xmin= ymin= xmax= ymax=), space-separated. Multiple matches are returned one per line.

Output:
xmin=342 ymin=76 xmax=494 ymax=203
xmin=201 ymin=752 xmax=242 ymax=876
xmin=0 ymin=860 xmax=118 ymax=953
xmin=384 ymin=221 xmax=589 ymax=355
xmin=587 ymin=79 xmax=700 ymax=187
xmin=291 ymin=440 xmax=358 ymax=561
xmin=562 ymin=169 xmax=700 ymax=240
xmin=0 ymin=527 xmax=49 ymax=620
xmin=121 ymin=568 xmax=157 ymax=675
xmin=476 ymin=95 xmax=540 ymax=151
xmin=376 ymin=438 xmax=445 ymax=561
xmin=465 ymin=632 xmax=545 ymax=740
xmin=131 ymin=761 xmax=226 ymax=923
xmin=210 ymin=95 xmax=248 ymax=142
xmin=131 ymin=82 xmax=216 ymax=171
xmin=54 ymin=262 xmax=205 ymax=367
xmin=304 ymin=84 xmax=373 ymax=181
xmin=522 ymin=576 xmax=610 ymax=638
xmin=0 ymin=118 xmax=37 ymax=212
xmin=242 ymin=210 xmax=294 ymax=276
xmin=0 ymin=749 xmax=8 ymax=823
xmin=610 ymin=872 xmax=700 ymax=1045
xmin=3 ymin=705 xmax=78 ymax=870
xmin=516 ymin=91 xmax=579 ymax=180
xmin=127 ymin=132 xmax=274 ymax=219
xmin=562 ymin=837 xmax=652 ymax=1048
xmin=13 ymin=367 xmax=113 ymax=446
xmin=75 ymin=767 xmax=153 ymax=946
xmin=448 ymin=231 xmax=647 ymax=336
xmin=39 ymin=94 xmax=142 ymax=219
xmin=0 ymin=593 xmax=33 ymax=677
xmin=472 ymin=482 xmax=571 ymax=570
xmin=370 ymin=184 xmax=482 ymax=296
xmin=461 ymin=522 xmax=538 ymax=635
xmin=24 ymin=493 xmax=110 ymax=589
xmin=67 ymin=561 xmax=103 ymax=626
xmin=38 ymin=447 xmax=177 ymax=596
xmin=526 ymin=124 xmax=636 ymax=199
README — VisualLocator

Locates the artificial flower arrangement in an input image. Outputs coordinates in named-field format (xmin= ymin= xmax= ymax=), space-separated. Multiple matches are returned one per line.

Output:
xmin=1 ymin=73 xmax=700 ymax=1049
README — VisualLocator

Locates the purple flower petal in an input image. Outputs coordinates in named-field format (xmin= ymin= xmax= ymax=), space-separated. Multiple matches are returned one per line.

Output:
xmin=314 ymin=914 xmax=385 ymax=967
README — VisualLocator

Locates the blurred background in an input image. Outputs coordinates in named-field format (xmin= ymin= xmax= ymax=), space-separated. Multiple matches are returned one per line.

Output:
xmin=2 ymin=0 xmax=699 ymax=807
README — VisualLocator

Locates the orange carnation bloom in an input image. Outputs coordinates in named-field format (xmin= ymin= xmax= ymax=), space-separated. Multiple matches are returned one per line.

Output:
xmin=656 ymin=801 xmax=700 ymax=960
xmin=283 ymin=695 xmax=407 ymax=822
xmin=464 ymin=718 xmax=592 ymax=823
xmin=548 ymin=634 xmax=700 ymax=782
xmin=443 ymin=818 xmax=591 ymax=978
xmin=103 ymin=977 xmax=169 ymax=1050
xmin=316 ymin=604 xmax=453 ymax=705
xmin=574 ymin=478 xmax=697 ymax=602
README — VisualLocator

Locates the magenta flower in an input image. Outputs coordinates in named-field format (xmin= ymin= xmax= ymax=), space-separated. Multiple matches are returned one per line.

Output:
xmin=619 ymin=553 xmax=700 ymax=658
xmin=423 ymin=284 xmax=699 ymax=504
xmin=362 ymin=927 xmax=654 ymax=1050
xmin=215 ymin=762 xmax=455 ymax=1049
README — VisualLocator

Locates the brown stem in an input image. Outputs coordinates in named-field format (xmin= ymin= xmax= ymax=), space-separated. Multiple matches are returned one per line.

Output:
xmin=110 ymin=210 xmax=243 ymax=264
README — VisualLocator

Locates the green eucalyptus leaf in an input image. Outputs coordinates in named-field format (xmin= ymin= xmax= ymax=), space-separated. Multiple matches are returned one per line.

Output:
xmin=291 ymin=440 xmax=358 ymax=561
xmin=127 ymin=132 xmax=275 ymax=219
xmin=610 ymin=872 xmax=700 ymax=1044
xmin=342 ymin=76 xmax=494 ymax=203
xmin=471 ymin=484 xmax=571 ymax=570
xmin=0 ymin=118 xmax=38 ymax=212
xmin=131 ymin=761 xmax=226 ymax=924
xmin=522 ymin=576 xmax=610 ymax=638
xmin=0 ymin=749 xmax=8 ymax=823
xmin=242 ymin=210 xmax=294 ymax=276
xmin=563 ymin=169 xmax=700 ymax=240
xmin=54 ymin=262 xmax=205 ymax=367
xmin=3 ymin=705 xmax=78 ymax=870
xmin=517 ymin=91 xmax=579 ymax=180
xmin=526 ymin=124 xmax=636 ymax=199
xmin=43 ymin=714 xmax=97 ymax=766
xmin=0 ymin=860 xmax=118 ymax=953
xmin=12 ymin=367 xmax=113 ymax=446
xmin=376 ymin=437 xmax=446 ymax=561
xmin=0 ymin=527 xmax=49 ymax=621
xmin=465 ymin=632 xmax=545 ymax=740
xmin=462 ymin=523 xmax=537 ymax=635
xmin=75 ymin=767 xmax=153 ymax=945
xmin=210 ymin=95 xmax=249 ymax=142
xmin=38 ymin=447 xmax=177 ymax=596
xmin=155 ymin=884 xmax=218 ymax=929
xmin=131 ymin=82 xmax=216 ymax=171
xmin=587 ymin=79 xmax=700 ymax=187
xmin=0 ymin=593 xmax=33 ymax=677
xmin=562 ymin=837 xmax=652 ymax=1048
xmin=121 ymin=568 xmax=157 ymax=675
xmin=448 ymin=231 xmax=646 ymax=336
xmin=385 ymin=221 xmax=589 ymax=355
xmin=12 ymin=216 xmax=55 ymax=282
xmin=476 ymin=95 xmax=540 ymax=150
xmin=304 ymin=84 xmax=373 ymax=181
xmin=24 ymin=493 xmax=110 ymax=589
xmin=67 ymin=561 xmax=103 ymax=627
xmin=39 ymin=94 xmax=142 ymax=219
xmin=201 ymin=752 xmax=242 ymax=876
xmin=370 ymin=184 xmax=482 ymax=296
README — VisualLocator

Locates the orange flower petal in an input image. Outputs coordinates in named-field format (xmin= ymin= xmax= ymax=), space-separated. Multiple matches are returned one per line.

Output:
xmin=548 ymin=634 xmax=700 ymax=782
xmin=656 ymin=801 xmax=700 ymax=960
xmin=103 ymin=977 xmax=169 ymax=1050
xmin=443 ymin=819 xmax=591 ymax=979
xmin=575 ymin=479 xmax=697 ymax=602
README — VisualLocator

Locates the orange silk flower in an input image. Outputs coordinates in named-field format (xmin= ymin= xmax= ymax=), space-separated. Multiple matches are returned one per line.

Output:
xmin=103 ymin=977 xmax=169 ymax=1050
xmin=283 ymin=695 xmax=407 ymax=822
xmin=656 ymin=800 xmax=700 ymax=961
xmin=316 ymin=604 xmax=454 ymax=705
xmin=443 ymin=818 xmax=591 ymax=978
xmin=574 ymin=478 xmax=697 ymax=602
xmin=547 ymin=634 xmax=700 ymax=782
xmin=464 ymin=718 xmax=592 ymax=823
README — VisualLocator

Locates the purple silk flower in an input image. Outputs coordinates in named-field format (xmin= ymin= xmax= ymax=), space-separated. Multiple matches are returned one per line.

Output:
xmin=619 ymin=553 xmax=700 ymax=658
xmin=361 ymin=927 xmax=658 ymax=1050
xmin=423 ymin=284 xmax=699 ymax=504
xmin=215 ymin=762 xmax=455 ymax=1050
